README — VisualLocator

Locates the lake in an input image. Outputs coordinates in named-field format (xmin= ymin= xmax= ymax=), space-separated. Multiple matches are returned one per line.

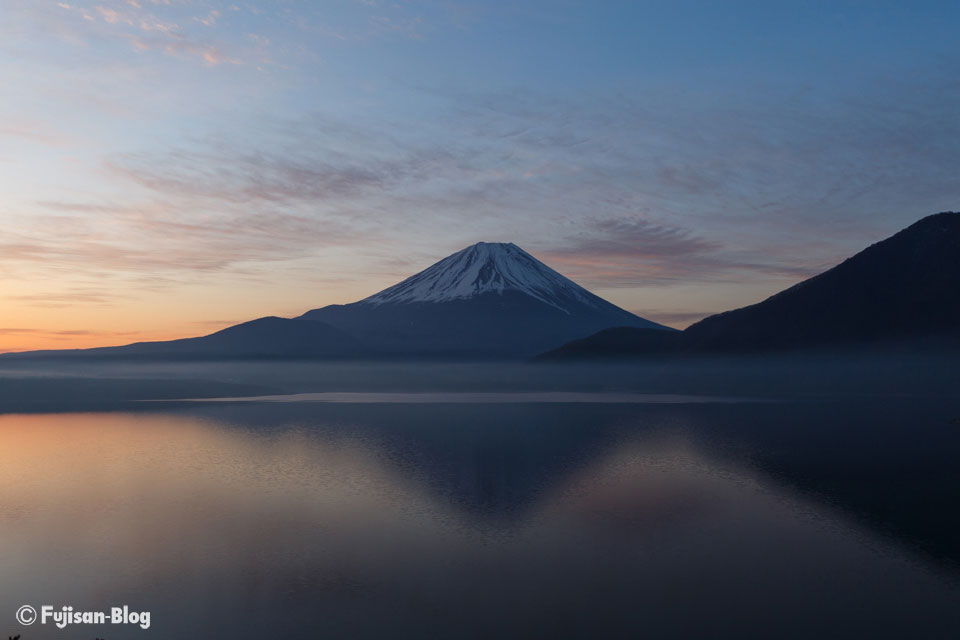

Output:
xmin=1 ymin=384 xmax=958 ymax=638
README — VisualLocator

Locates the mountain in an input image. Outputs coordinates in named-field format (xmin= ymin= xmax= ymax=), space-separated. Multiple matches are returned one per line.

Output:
xmin=536 ymin=327 xmax=683 ymax=361
xmin=2 ymin=242 xmax=667 ymax=361
xmin=541 ymin=212 xmax=960 ymax=359
xmin=7 ymin=317 xmax=365 ymax=360
xmin=684 ymin=212 xmax=960 ymax=352
xmin=299 ymin=242 xmax=672 ymax=357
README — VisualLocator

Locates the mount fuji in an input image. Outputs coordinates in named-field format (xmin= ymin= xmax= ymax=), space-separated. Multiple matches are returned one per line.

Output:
xmin=2 ymin=242 xmax=669 ymax=361
xmin=299 ymin=242 xmax=672 ymax=357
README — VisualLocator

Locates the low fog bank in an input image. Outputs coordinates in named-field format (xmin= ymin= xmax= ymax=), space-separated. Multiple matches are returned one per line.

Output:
xmin=0 ymin=352 xmax=958 ymax=412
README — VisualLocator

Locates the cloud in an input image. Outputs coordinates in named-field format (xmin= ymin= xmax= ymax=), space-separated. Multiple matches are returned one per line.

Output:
xmin=90 ymin=58 xmax=960 ymax=291
xmin=191 ymin=319 xmax=242 ymax=327
xmin=541 ymin=216 xmax=822 ymax=288
xmin=0 ymin=327 xmax=136 ymax=337
xmin=105 ymin=145 xmax=456 ymax=204
xmin=0 ymin=326 xmax=148 ymax=351
xmin=193 ymin=9 xmax=220 ymax=27
xmin=5 ymin=34 xmax=958 ymax=303
xmin=0 ymin=195 xmax=376 ymax=301
xmin=554 ymin=217 xmax=720 ymax=261
xmin=369 ymin=14 xmax=426 ymax=40
xmin=444 ymin=61 xmax=960 ymax=231
xmin=128 ymin=35 xmax=239 ymax=65
xmin=0 ymin=121 xmax=71 ymax=145
xmin=6 ymin=289 xmax=124 ymax=306
xmin=290 ymin=0 xmax=477 ymax=43
xmin=42 ymin=0 xmax=243 ymax=66
xmin=95 ymin=5 xmax=133 ymax=25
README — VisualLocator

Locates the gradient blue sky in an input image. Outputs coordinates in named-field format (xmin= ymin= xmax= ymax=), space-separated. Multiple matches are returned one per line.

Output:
xmin=2 ymin=0 xmax=958 ymax=350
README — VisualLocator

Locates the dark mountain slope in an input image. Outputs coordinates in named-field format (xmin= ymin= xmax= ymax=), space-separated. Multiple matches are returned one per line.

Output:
xmin=539 ymin=212 xmax=960 ymax=359
xmin=536 ymin=327 xmax=683 ymax=360
xmin=4 ymin=317 xmax=365 ymax=360
xmin=683 ymin=212 xmax=960 ymax=352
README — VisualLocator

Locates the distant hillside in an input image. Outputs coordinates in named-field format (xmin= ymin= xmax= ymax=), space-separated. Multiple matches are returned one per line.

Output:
xmin=540 ymin=212 xmax=960 ymax=359
xmin=4 ymin=317 xmax=367 ymax=360
xmin=536 ymin=327 xmax=683 ymax=360
xmin=684 ymin=212 xmax=960 ymax=352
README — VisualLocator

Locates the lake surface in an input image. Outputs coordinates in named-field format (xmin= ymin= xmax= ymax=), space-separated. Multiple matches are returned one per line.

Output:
xmin=1 ymin=394 xmax=959 ymax=638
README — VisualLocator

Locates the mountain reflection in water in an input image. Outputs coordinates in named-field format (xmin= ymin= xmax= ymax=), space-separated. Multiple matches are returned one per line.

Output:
xmin=0 ymin=399 xmax=958 ymax=639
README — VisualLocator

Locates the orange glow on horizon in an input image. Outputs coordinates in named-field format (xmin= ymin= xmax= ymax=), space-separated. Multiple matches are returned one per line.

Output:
xmin=0 ymin=278 xmax=381 ymax=353
xmin=0 ymin=329 xmax=203 ymax=354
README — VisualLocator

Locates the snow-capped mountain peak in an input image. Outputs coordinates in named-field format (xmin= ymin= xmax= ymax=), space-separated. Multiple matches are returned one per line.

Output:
xmin=361 ymin=242 xmax=603 ymax=312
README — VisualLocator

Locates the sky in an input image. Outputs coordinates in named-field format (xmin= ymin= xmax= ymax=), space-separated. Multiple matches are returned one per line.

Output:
xmin=1 ymin=0 xmax=959 ymax=351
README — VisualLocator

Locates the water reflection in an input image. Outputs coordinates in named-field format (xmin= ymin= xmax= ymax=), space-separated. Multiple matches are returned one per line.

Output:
xmin=0 ymin=403 xmax=958 ymax=639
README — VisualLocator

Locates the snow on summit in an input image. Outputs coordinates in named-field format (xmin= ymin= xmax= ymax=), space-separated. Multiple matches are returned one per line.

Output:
xmin=362 ymin=242 xmax=602 ymax=312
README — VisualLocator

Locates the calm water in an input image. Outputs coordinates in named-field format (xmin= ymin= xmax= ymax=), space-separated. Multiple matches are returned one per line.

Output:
xmin=1 ymin=397 xmax=958 ymax=638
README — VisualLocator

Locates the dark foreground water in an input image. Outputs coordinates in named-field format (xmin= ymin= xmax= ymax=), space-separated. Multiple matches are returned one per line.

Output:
xmin=1 ymin=394 xmax=959 ymax=639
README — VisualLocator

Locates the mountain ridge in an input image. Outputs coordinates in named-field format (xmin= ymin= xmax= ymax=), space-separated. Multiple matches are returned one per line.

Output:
xmin=683 ymin=211 xmax=960 ymax=352
xmin=2 ymin=241 xmax=668 ymax=360
xmin=3 ymin=316 xmax=366 ymax=360
xmin=541 ymin=211 xmax=960 ymax=359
